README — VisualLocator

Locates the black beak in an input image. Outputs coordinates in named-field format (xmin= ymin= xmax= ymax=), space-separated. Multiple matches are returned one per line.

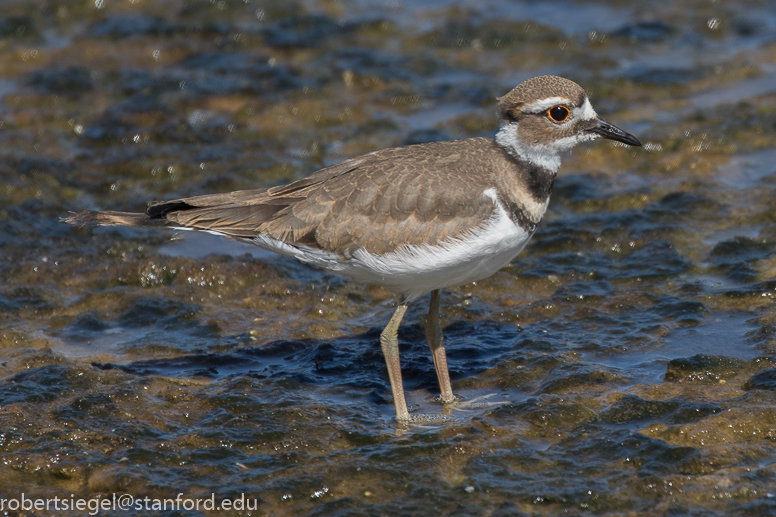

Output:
xmin=588 ymin=117 xmax=641 ymax=146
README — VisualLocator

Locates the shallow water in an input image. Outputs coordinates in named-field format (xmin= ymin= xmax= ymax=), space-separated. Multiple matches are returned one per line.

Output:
xmin=2 ymin=0 xmax=776 ymax=515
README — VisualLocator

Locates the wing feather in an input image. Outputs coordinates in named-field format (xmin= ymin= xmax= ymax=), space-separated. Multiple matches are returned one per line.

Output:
xmin=123 ymin=139 xmax=504 ymax=256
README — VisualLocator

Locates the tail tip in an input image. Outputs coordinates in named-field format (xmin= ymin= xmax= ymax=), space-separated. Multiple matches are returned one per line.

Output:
xmin=61 ymin=211 xmax=100 ymax=227
xmin=61 ymin=210 xmax=151 ymax=228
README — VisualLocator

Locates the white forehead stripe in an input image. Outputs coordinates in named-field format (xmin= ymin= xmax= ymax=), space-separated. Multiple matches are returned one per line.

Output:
xmin=572 ymin=97 xmax=598 ymax=121
xmin=522 ymin=96 xmax=571 ymax=114
xmin=521 ymin=96 xmax=598 ymax=121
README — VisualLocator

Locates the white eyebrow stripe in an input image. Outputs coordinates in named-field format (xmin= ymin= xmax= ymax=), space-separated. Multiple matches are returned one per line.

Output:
xmin=572 ymin=97 xmax=598 ymax=121
xmin=521 ymin=96 xmax=571 ymax=114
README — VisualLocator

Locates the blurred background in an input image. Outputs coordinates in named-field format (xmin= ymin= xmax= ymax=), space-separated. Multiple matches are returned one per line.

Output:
xmin=1 ymin=0 xmax=776 ymax=515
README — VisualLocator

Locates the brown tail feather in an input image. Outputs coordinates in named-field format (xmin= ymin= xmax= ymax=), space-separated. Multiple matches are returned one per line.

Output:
xmin=61 ymin=210 xmax=172 ymax=228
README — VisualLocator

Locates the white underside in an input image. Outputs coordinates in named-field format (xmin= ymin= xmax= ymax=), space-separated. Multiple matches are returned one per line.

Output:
xmin=212 ymin=189 xmax=534 ymax=302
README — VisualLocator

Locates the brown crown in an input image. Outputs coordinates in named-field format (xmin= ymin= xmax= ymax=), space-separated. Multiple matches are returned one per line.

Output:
xmin=497 ymin=75 xmax=587 ymax=120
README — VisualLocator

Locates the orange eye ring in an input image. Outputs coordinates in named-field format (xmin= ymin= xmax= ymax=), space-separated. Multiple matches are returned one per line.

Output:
xmin=547 ymin=105 xmax=570 ymax=123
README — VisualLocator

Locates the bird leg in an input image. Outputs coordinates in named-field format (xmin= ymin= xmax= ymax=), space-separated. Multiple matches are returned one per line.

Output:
xmin=380 ymin=303 xmax=409 ymax=421
xmin=426 ymin=289 xmax=455 ymax=404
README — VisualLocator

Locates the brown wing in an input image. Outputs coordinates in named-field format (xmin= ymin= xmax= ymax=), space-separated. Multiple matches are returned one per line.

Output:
xmin=150 ymin=138 xmax=501 ymax=256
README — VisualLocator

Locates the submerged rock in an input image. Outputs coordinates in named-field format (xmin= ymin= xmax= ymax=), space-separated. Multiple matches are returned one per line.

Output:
xmin=744 ymin=368 xmax=776 ymax=390
xmin=665 ymin=354 xmax=747 ymax=383
xmin=27 ymin=67 xmax=93 ymax=95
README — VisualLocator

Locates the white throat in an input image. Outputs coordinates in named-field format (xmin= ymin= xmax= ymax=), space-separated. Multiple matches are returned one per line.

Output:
xmin=495 ymin=119 xmax=600 ymax=173
xmin=495 ymin=122 xmax=562 ymax=172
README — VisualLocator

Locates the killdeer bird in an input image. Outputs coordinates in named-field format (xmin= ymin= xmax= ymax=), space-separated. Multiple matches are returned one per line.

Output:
xmin=66 ymin=75 xmax=641 ymax=422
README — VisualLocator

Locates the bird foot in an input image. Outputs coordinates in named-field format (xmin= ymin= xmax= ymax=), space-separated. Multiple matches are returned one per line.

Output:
xmin=401 ymin=413 xmax=457 ymax=425
xmin=395 ymin=393 xmax=509 ymax=426
xmin=451 ymin=393 xmax=509 ymax=413
xmin=434 ymin=394 xmax=465 ymax=405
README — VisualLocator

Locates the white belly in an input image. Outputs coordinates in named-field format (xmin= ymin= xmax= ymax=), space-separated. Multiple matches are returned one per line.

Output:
xmin=251 ymin=190 xmax=533 ymax=302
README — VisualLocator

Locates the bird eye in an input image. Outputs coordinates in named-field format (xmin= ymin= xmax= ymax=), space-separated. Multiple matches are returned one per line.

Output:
xmin=547 ymin=105 xmax=570 ymax=123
